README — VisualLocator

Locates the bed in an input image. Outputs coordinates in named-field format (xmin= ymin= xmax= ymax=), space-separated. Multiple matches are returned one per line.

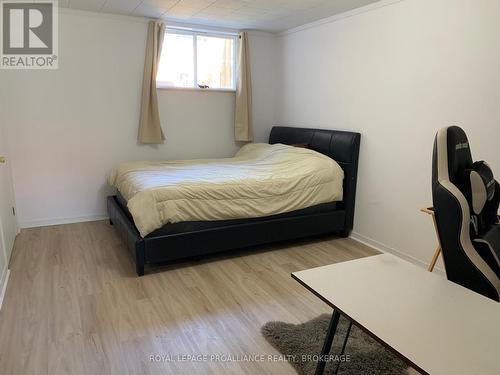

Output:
xmin=107 ymin=126 xmax=361 ymax=276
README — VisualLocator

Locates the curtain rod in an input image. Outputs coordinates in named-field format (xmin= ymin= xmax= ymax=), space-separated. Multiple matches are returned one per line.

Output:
xmin=166 ymin=25 xmax=239 ymax=36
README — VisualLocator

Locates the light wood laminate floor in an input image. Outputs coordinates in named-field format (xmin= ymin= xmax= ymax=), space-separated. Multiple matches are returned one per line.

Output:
xmin=0 ymin=220 xmax=396 ymax=375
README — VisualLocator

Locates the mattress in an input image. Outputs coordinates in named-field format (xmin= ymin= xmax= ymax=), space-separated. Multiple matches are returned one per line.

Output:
xmin=115 ymin=192 xmax=338 ymax=237
xmin=109 ymin=143 xmax=344 ymax=237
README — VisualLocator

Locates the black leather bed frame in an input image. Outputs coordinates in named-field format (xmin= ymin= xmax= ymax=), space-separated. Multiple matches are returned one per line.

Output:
xmin=107 ymin=126 xmax=361 ymax=276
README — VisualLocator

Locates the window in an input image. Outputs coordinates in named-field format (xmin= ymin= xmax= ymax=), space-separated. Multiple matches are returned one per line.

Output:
xmin=156 ymin=29 xmax=237 ymax=91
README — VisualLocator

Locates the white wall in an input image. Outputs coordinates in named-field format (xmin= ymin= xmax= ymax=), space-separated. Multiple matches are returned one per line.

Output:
xmin=268 ymin=0 xmax=500 ymax=270
xmin=0 ymin=10 xmax=277 ymax=227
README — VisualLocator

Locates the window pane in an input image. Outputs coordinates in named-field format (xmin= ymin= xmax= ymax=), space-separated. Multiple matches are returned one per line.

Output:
xmin=196 ymin=36 xmax=234 ymax=89
xmin=156 ymin=33 xmax=194 ymax=88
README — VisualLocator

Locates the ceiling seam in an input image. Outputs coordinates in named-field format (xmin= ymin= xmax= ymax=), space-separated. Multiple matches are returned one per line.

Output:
xmin=158 ymin=0 xmax=183 ymax=19
xmin=129 ymin=0 xmax=145 ymax=16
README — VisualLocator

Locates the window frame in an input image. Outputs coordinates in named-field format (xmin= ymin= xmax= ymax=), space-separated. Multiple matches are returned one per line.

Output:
xmin=156 ymin=27 xmax=238 ymax=93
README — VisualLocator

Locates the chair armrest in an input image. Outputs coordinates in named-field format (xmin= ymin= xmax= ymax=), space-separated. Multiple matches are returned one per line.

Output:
xmin=420 ymin=207 xmax=434 ymax=215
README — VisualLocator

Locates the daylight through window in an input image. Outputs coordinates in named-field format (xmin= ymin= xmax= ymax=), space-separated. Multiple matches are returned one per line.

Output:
xmin=156 ymin=29 xmax=237 ymax=90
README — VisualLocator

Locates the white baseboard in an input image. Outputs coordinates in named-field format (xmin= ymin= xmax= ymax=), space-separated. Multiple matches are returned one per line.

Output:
xmin=0 ymin=269 xmax=10 ymax=311
xmin=20 ymin=214 xmax=109 ymax=229
xmin=350 ymin=231 xmax=446 ymax=276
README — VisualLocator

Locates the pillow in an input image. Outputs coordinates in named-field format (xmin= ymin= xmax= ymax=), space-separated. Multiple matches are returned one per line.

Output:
xmin=460 ymin=161 xmax=499 ymax=235
xmin=291 ymin=143 xmax=309 ymax=149
xmin=467 ymin=161 xmax=495 ymax=215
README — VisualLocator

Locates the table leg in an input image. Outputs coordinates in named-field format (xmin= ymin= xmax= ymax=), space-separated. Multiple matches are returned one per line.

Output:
xmin=334 ymin=320 xmax=352 ymax=375
xmin=315 ymin=310 xmax=341 ymax=375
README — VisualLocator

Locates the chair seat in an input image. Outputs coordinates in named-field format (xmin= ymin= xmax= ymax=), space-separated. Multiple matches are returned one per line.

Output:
xmin=474 ymin=224 xmax=500 ymax=276
xmin=484 ymin=223 xmax=500 ymax=242
xmin=483 ymin=225 xmax=500 ymax=260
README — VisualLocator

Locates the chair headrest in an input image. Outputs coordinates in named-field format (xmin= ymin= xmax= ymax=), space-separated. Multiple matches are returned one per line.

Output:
xmin=433 ymin=126 xmax=473 ymax=187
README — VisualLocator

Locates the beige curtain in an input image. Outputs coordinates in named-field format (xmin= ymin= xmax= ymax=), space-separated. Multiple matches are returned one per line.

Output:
xmin=138 ymin=21 xmax=166 ymax=144
xmin=234 ymin=31 xmax=253 ymax=142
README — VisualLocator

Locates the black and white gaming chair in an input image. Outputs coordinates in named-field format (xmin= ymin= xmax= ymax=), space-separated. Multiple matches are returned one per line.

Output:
xmin=432 ymin=126 xmax=500 ymax=301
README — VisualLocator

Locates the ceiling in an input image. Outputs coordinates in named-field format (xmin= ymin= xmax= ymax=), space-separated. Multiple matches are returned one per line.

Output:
xmin=60 ymin=0 xmax=382 ymax=32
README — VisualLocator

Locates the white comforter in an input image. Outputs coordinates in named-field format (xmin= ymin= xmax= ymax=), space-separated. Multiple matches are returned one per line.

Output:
xmin=109 ymin=143 xmax=344 ymax=237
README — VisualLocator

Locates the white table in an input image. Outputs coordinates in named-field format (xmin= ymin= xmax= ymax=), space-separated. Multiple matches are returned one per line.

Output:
xmin=292 ymin=254 xmax=500 ymax=375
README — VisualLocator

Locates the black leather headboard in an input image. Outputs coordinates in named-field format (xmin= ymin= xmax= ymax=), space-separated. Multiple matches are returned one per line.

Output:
xmin=269 ymin=126 xmax=361 ymax=232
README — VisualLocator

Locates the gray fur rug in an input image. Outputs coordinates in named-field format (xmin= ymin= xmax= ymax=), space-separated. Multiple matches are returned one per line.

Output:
xmin=261 ymin=314 xmax=409 ymax=375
